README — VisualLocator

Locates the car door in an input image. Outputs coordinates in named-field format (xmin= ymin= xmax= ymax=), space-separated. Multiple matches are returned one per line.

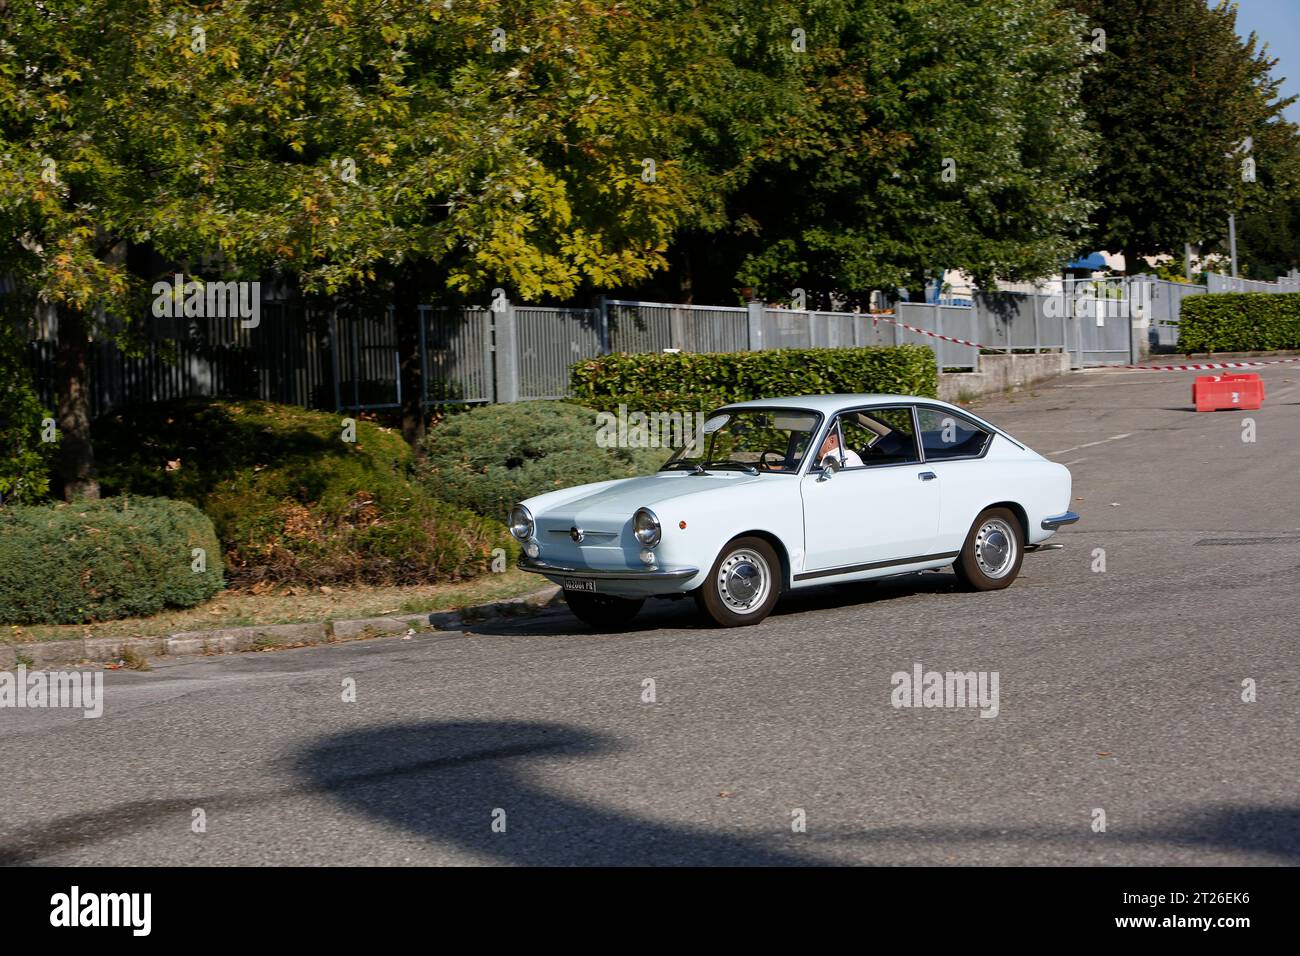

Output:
xmin=798 ymin=406 xmax=941 ymax=576
xmin=913 ymin=405 xmax=997 ymax=553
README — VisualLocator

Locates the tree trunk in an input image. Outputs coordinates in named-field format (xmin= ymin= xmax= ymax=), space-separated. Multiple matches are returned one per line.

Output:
xmin=55 ymin=306 xmax=100 ymax=500
xmin=1122 ymin=248 xmax=1144 ymax=276
xmin=906 ymin=270 xmax=929 ymax=303
xmin=393 ymin=268 xmax=425 ymax=446
xmin=679 ymin=248 xmax=694 ymax=304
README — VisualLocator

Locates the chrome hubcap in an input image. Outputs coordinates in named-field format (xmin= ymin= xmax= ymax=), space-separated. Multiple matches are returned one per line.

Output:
xmin=974 ymin=518 xmax=1017 ymax=578
xmin=718 ymin=548 xmax=771 ymax=613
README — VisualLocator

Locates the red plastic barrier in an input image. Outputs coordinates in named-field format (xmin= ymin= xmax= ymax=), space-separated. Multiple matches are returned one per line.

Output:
xmin=1192 ymin=373 xmax=1265 ymax=412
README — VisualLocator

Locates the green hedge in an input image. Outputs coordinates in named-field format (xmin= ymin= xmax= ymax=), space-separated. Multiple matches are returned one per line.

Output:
xmin=580 ymin=391 xmax=730 ymax=416
xmin=1178 ymin=292 xmax=1300 ymax=353
xmin=0 ymin=323 xmax=54 ymax=506
xmin=93 ymin=399 xmax=515 ymax=588
xmin=0 ymin=496 xmax=224 ymax=625
xmin=418 ymin=401 xmax=664 ymax=518
xmin=570 ymin=345 xmax=939 ymax=404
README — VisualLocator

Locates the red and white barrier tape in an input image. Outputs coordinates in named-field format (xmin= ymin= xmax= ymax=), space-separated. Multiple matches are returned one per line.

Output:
xmin=872 ymin=314 xmax=1005 ymax=352
xmin=871 ymin=313 xmax=1299 ymax=373
xmin=1120 ymin=356 xmax=1300 ymax=372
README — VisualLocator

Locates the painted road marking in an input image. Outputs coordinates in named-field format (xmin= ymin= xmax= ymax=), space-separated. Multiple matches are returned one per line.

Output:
xmin=1048 ymin=433 xmax=1132 ymax=457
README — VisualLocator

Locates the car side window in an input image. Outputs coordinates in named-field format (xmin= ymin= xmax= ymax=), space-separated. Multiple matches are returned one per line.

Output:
xmin=916 ymin=407 xmax=992 ymax=460
xmin=833 ymin=408 xmax=921 ymax=467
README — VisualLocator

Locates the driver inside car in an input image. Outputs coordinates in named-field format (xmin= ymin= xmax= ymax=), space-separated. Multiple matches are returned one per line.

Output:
xmin=817 ymin=427 xmax=864 ymax=468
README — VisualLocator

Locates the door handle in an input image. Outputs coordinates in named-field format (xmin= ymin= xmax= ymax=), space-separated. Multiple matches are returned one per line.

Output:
xmin=919 ymin=471 xmax=937 ymax=481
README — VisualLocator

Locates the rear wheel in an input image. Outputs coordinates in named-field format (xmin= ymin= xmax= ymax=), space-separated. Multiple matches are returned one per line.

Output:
xmin=953 ymin=508 xmax=1024 ymax=591
xmin=695 ymin=536 xmax=782 ymax=627
xmin=565 ymin=591 xmax=644 ymax=630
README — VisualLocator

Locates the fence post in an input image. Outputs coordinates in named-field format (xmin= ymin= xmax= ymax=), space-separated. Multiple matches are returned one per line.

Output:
xmin=809 ymin=309 xmax=824 ymax=348
xmin=934 ymin=306 xmax=945 ymax=367
xmin=669 ymin=305 xmax=687 ymax=351
xmin=417 ymin=304 xmax=428 ymax=410
xmin=746 ymin=299 xmax=764 ymax=350
xmin=1129 ymin=277 xmax=1148 ymax=363
xmin=329 ymin=309 xmax=342 ymax=412
xmin=595 ymin=294 xmax=611 ymax=354
xmin=351 ymin=318 xmax=360 ymax=408
xmin=493 ymin=300 xmax=520 ymax=403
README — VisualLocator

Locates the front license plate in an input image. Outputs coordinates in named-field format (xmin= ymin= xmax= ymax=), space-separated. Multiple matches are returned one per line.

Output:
xmin=562 ymin=579 xmax=596 ymax=592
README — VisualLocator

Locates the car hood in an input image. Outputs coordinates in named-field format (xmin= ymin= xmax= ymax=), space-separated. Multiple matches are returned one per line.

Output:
xmin=528 ymin=470 xmax=771 ymax=521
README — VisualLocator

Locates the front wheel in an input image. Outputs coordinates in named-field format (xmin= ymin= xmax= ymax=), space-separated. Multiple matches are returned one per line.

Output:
xmin=565 ymin=591 xmax=644 ymax=630
xmin=694 ymin=536 xmax=782 ymax=627
xmin=952 ymin=507 xmax=1024 ymax=591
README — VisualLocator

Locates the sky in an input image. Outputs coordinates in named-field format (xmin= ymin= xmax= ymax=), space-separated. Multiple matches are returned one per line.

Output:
xmin=1231 ymin=0 xmax=1300 ymax=125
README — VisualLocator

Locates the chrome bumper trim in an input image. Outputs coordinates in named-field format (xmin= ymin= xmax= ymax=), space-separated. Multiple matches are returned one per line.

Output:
xmin=518 ymin=556 xmax=700 ymax=581
xmin=1041 ymin=511 xmax=1080 ymax=531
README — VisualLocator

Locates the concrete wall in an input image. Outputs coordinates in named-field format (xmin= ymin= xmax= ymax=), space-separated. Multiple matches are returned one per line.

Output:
xmin=938 ymin=351 xmax=1070 ymax=403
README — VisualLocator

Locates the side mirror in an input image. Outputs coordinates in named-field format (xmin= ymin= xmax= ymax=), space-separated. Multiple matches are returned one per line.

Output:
xmin=819 ymin=456 xmax=841 ymax=480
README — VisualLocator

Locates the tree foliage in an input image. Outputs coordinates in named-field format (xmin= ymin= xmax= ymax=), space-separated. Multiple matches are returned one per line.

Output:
xmin=1068 ymin=0 xmax=1300 ymax=269
xmin=629 ymin=0 xmax=1100 ymax=306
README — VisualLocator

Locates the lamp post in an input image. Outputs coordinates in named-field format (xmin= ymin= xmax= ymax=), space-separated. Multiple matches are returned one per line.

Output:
xmin=1226 ymin=136 xmax=1254 ymax=284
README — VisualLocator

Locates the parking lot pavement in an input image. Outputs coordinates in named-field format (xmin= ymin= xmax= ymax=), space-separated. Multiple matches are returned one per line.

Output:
xmin=1 ymin=364 xmax=1297 ymax=865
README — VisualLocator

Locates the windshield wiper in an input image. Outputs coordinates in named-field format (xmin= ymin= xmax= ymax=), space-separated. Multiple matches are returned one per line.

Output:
xmin=708 ymin=460 xmax=759 ymax=476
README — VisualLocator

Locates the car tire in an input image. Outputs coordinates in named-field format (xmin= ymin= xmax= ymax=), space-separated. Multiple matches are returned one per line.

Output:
xmin=565 ymin=591 xmax=644 ymax=630
xmin=953 ymin=507 xmax=1024 ymax=591
xmin=695 ymin=536 xmax=782 ymax=627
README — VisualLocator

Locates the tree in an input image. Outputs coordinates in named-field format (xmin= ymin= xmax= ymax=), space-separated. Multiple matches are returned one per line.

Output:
xmin=1236 ymin=196 xmax=1300 ymax=279
xmin=624 ymin=0 xmax=1099 ymax=307
xmin=1068 ymin=0 xmax=1300 ymax=271
xmin=0 ymin=0 xmax=233 ymax=498
xmin=151 ymin=0 xmax=730 ymax=442
xmin=1 ymin=0 xmax=733 ymax=466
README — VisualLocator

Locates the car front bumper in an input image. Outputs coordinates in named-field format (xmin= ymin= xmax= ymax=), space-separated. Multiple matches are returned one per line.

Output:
xmin=518 ymin=556 xmax=700 ymax=582
xmin=1040 ymin=511 xmax=1080 ymax=531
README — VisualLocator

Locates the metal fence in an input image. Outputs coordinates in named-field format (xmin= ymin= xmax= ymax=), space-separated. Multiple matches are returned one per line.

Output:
xmin=19 ymin=272 xmax=1300 ymax=416
xmin=1207 ymin=273 xmax=1300 ymax=294
xmin=603 ymin=300 xmax=747 ymax=354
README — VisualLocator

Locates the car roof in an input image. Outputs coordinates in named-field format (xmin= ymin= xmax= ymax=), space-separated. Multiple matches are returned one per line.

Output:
xmin=716 ymin=394 xmax=964 ymax=415
xmin=713 ymin=394 xmax=1024 ymax=448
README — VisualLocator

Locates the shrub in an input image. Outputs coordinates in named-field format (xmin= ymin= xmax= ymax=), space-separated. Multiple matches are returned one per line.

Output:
xmin=0 ymin=496 xmax=224 ymax=625
xmin=0 ymin=323 xmax=54 ymax=506
xmin=1178 ymin=292 xmax=1300 ymax=353
xmin=570 ymin=344 xmax=939 ymax=404
xmin=581 ymin=390 xmax=730 ymax=416
xmin=92 ymin=399 xmax=514 ymax=587
xmin=417 ymin=401 xmax=665 ymax=518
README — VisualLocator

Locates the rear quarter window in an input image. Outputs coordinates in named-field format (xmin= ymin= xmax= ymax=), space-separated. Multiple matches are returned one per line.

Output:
xmin=916 ymin=408 xmax=992 ymax=460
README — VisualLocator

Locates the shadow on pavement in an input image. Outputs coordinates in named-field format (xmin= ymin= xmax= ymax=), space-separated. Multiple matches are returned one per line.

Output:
xmin=465 ymin=570 xmax=962 ymax=637
xmin=296 ymin=720 xmax=819 ymax=865
xmin=295 ymin=719 xmax=1300 ymax=865
xmin=1 ymin=719 xmax=1293 ymax=864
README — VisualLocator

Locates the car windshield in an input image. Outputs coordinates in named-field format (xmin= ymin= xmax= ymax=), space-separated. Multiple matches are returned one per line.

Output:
xmin=661 ymin=409 xmax=820 ymax=473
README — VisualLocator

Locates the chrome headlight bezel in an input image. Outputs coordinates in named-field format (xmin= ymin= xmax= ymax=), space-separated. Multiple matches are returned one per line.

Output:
xmin=633 ymin=507 xmax=662 ymax=547
xmin=509 ymin=504 xmax=535 ymax=541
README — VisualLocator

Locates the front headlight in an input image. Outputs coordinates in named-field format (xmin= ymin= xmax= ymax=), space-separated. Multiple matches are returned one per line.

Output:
xmin=509 ymin=504 xmax=534 ymax=541
xmin=633 ymin=507 xmax=661 ymax=547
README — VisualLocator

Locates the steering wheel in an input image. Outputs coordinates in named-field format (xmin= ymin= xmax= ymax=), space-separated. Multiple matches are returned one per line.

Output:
xmin=758 ymin=449 xmax=787 ymax=471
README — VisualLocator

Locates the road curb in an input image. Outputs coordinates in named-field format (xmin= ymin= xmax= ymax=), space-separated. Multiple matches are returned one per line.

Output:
xmin=1 ymin=585 xmax=564 ymax=668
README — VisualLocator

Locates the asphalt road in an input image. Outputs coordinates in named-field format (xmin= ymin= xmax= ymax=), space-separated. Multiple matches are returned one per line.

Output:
xmin=2 ymin=364 xmax=1298 ymax=866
